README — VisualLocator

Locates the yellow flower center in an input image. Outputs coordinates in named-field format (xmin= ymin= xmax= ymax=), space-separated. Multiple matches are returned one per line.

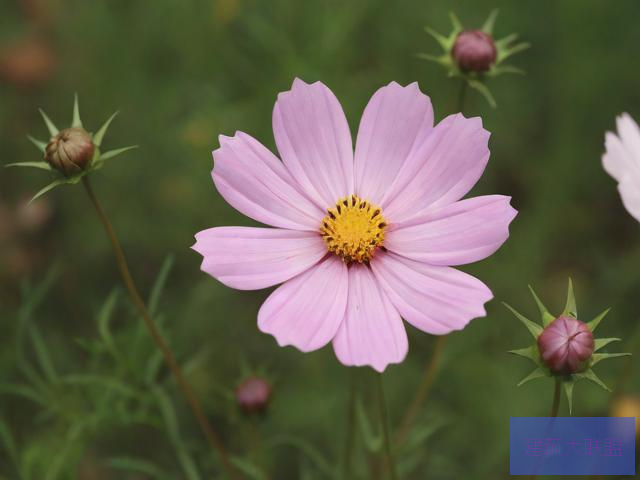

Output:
xmin=320 ymin=195 xmax=387 ymax=264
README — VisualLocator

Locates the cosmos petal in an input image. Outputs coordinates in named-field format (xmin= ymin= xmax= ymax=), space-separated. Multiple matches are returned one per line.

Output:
xmin=193 ymin=227 xmax=327 ymax=290
xmin=212 ymin=131 xmax=324 ymax=230
xmin=273 ymin=78 xmax=354 ymax=209
xmin=354 ymin=82 xmax=434 ymax=205
xmin=258 ymin=256 xmax=348 ymax=352
xmin=332 ymin=264 xmax=408 ymax=372
xmin=371 ymin=251 xmax=493 ymax=334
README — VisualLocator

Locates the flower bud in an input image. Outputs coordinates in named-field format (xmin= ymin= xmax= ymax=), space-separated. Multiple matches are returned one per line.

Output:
xmin=452 ymin=30 xmax=497 ymax=72
xmin=537 ymin=316 xmax=594 ymax=374
xmin=44 ymin=127 xmax=94 ymax=176
xmin=235 ymin=377 xmax=271 ymax=414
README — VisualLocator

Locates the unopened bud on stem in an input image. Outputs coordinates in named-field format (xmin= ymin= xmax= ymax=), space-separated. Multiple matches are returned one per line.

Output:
xmin=235 ymin=376 xmax=271 ymax=414
xmin=452 ymin=30 xmax=497 ymax=72
xmin=537 ymin=316 xmax=594 ymax=374
xmin=44 ymin=127 xmax=94 ymax=176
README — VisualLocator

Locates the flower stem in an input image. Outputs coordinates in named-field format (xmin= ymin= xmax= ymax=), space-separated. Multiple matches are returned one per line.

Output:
xmin=550 ymin=378 xmax=561 ymax=417
xmin=81 ymin=176 xmax=239 ymax=479
xmin=376 ymin=373 xmax=398 ymax=480
xmin=457 ymin=79 xmax=468 ymax=114
xmin=342 ymin=370 xmax=357 ymax=479
xmin=394 ymin=335 xmax=447 ymax=446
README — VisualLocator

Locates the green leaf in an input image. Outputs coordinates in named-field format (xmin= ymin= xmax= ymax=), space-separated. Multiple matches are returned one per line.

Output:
xmin=28 ymin=324 xmax=58 ymax=383
xmin=594 ymin=337 xmax=620 ymax=352
xmin=591 ymin=352 xmax=631 ymax=366
xmin=100 ymin=145 xmax=138 ymax=161
xmin=575 ymin=369 xmax=610 ymax=392
xmin=482 ymin=9 xmax=499 ymax=35
xmin=449 ymin=11 xmax=463 ymax=32
xmin=563 ymin=381 xmax=575 ymax=415
xmin=355 ymin=396 xmax=382 ymax=452
xmin=98 ymin=290 xmax=119 ymax=356
xmin=503 ymin=302 xmax=543 ymax=338
xmin=495 ymin=33 xmax=519 ymax=49
xmin=587 ymin=308 xmax=610 ymax=333
xmin=508 ymin=344 xmax=541 ymax=365
xmin=491 ymin=65 xmax=526 ymax=76
xmin=528 ymin=285 xmax=555 ymax=326
xmin=266 ymin=434 xmax=333 ymax=478
xmin=148 ymin=255 xmax=175 ymax=316
xmin=416 ymin=52 xmax=450 ymax=66
xmin=517 ymin=367 xmax=548 ymax=387
xmin=27 ymin=135 xmax=48 ymax=153
xmin=229 ymin=457 xmax=268 ymax=480
xmin=29 ymin=179 xmax=68 ymax=204
xmin=38 ymin=109 xmax=59 ymax=137
xmin=61 ymin=374 xmax=138 ymax=398
xmin=500 ymin=41 xmax=531 ymax=63
xmin=0 ymin=383 xmax=48 ymax=407
xmin=0 ymin=417 xmax=17 ymax=461
xmin=93 ymin=111 xmax=119 ymax=147
xmin=5 ymin=161 xmax=51 ymax=171
xmin=106 ymin=457 xmax=171 ymax=479
xmin=424 ymin=27 xmax=449 ymax=50
xmin=562 ymin=278 xmax=577 ymax=317
xmin=468 ymin=79 xmax=497 ymax=108
xmin=71 ymin=93 xmax=82 ymax=128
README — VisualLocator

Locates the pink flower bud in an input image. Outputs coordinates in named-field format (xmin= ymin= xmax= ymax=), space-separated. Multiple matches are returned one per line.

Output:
xmin=537 ymin=316 xmax=594 ymax=374
xmin=235 ymin=377 xmax=271 ymax=414
xmin=452 ymin=30 xmax=497 ymax=72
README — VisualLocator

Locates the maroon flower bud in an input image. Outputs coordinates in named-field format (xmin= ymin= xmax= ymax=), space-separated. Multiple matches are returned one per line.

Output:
xmin=235 ymin=377 xmax=271 ymax=414
xmin=44 ymin=127 xmax=94 ymax=176
xmin=452 ymin=30 xmax=497 ymax=72
xmin=537 ymin=316 xmax=594 ymax=374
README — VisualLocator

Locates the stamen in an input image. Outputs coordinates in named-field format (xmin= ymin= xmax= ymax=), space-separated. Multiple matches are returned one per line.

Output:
xmin=320 ymin=195 xmax=387 ymax=264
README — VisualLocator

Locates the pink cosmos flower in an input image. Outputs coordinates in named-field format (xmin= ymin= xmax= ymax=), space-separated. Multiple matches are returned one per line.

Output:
xmin=603 ymin=113 xmax=640 ymax=222
xmin=193 ymin=79 xmax=517 ymax=372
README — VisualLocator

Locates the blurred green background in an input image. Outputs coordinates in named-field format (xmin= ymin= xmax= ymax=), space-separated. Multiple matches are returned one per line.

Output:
xmin=1 ymin=0 xmax=640 ymax=478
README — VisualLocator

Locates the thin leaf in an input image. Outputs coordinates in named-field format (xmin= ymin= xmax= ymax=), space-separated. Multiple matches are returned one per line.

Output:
xmin=587 ymin=308 xmax=610 ymax=333
xmin=29 ymin=179 xmax=68 ymax=204
xmin=594 ymin=337 xmax=620 ymax=352
xmin=71 ymin=93 xmax=82 ymax=127
xmin=267 ymin=434 xmax=333 ymax=478
xmin=61 ymin=374 xmax=138 ymax=398
xmin=0 ymin=383 xmax=48 ymax=407
xmin=424 ymin=27 xmax=449 ymax=50
xmin=500 ymin=42 xmax=531 ymax=62
xmin=491 ymin=65 xmax=526 ymax=76
xmin=563 ymin=381 xmax=574 ymax=415
xmin=468 ymin=79 xmax=497 ymax=108
xmin=27 ymin=135 xmax=48 ymax=153
xmin=517 ymin=367 xmax=548 ymax=387
xmin=449 ymin=11 xmax=463 ymax=32
xmin=482 ymin=9 xmax=499 ymax=34
xmin=39 ymin=109 xmax=59 ymax=136
xmin=0 ymin=417 xmax=17 ymax=461
xmin=416 ymin=52 xmax=450 ymax=65
xmin=5 ymin=161 xmax=51 ymax=171
xmin=355 ymin=396 xmax=382 ymax=452
xmin=503 ymin=302 xmax=543 ymax=338
xmin=575 ymin=369 xmax=610 ymax=392
xmin=148 ymin=255 xmax=175 ymax=316
xmin=28 ymin=325 xmax=58 ymax=383
xmin=98 ymin=290 xmax=119 ymax=356
xmin=528 ymin=285 xmax=555 ymax=326
xmin=591 ymin=352 xmax=631 ymax=366
xmin=106 ymin=457 xmax=171 ymax=479
xmin=229 ymin=457 xmax=268 ymax=480
xmin=100 ymin=145 xmax=138 ymax=161
xmin=508 ymin=345 xmax=540 ymax=364
xmin=93 ymin=111 xmax=119 ymax=147
xmin=562 ymin=278 xmax=577 ymax=317
xmin=495 ymin=33 xmax=519 ymax=49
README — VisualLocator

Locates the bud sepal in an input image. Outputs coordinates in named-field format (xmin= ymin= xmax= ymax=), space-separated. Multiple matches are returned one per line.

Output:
xmin=505 ymin=279 xmax=630 ymax=414
xmin=418 ymin=10 xmax=530 ymax=107
xmin=5 ymin=95 xmax=137 ymax=203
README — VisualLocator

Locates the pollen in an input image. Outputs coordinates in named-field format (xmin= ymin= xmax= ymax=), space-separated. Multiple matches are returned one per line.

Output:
xmin=320 ymin=195 xmax=387 ymax=264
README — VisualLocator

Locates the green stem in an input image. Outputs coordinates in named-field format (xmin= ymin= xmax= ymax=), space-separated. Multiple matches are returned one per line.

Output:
xmin=81 ymin=176 xmax=239 ymax=480
xmin=394 ymin=335 xmax=447 ymax=446
xmin=342 ymin=370 xmax=357 ymax=479
xmin=550 ymin=378 xmax=561 ymax=417
xmin=376 ymin=374 xmax=398 ymax=480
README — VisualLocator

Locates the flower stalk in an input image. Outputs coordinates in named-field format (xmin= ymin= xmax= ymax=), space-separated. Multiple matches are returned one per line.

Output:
xmin=82 ymin=176 xmax=239 ymax=479
xmin=376 ymin=374 xmax=397 ymax=480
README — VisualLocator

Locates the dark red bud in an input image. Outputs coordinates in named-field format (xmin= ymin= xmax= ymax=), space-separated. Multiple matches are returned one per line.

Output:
xmin=44 ymin=127 xmax=94 ymax=176
xmin=452 ymin=30 xmax=497 ymax=72
xmin=537 ymin=316 xmax=594 ymax=374
xmin=235 ymin=377 xmax=271 ymax=414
